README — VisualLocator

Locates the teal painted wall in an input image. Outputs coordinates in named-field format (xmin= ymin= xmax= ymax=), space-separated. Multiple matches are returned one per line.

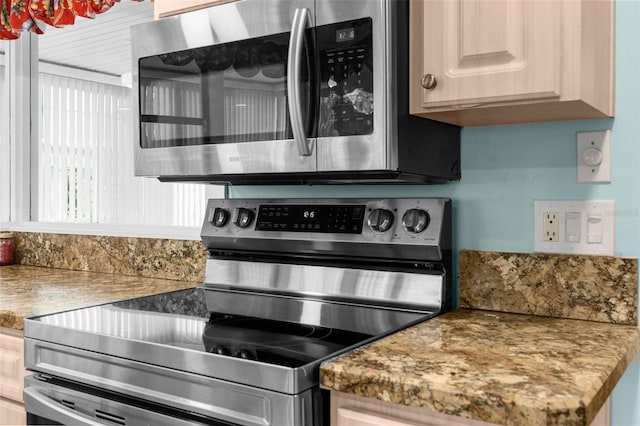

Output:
xmin=230 ymin=1 xmax=640 ymax=423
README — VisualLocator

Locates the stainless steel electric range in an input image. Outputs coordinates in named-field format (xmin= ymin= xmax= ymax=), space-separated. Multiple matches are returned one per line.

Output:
xmin=23 ymin=198 xmax=452 ymax=426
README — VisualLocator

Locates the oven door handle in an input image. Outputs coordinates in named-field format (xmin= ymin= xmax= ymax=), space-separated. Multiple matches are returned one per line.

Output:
xmin=24 ymin=386 xmax=106 ymax=426
xmin=287 ymin=7 xmax=312 ymax=157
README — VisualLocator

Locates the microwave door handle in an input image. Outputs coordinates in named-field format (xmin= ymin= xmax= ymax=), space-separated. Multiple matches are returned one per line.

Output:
xmin=287 ymin=7 xmax=312 ymax=156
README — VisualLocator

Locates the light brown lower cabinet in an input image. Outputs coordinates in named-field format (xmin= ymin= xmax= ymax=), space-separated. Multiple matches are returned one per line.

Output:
xmin=331 ymin=391 xmax=610 ymax=426
xmin=0 ymin=328 xmax=26 ymax=426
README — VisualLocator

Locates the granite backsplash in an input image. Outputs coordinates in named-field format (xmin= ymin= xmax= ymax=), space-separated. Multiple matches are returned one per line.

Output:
xmin=13 ymin=232 xmax=208 ymax=282
xmin=460 ymin=250 xmax=638 ymax=325
xmin=9 ymin=234 xmax=639 ymax=323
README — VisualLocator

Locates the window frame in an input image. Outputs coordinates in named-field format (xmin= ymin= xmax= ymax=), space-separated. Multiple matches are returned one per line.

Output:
xmin=7 ymin=35 xmax=36 ymax=225
xmin=0 ymin=34 xmax=223 ymax=240
xmin=0 ymin=44 xmax=9 ymax=223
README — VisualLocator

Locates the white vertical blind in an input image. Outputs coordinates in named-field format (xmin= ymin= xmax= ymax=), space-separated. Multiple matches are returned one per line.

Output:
xmin=0 ymin=1 xmax=222 ymax=233
xmin=223 ymin=86 xmax=288 ymax=142
xmin=139 ymin=78 xmax=204 ymax=148
xmin=37 ymin=71 xmax=221 ymax=227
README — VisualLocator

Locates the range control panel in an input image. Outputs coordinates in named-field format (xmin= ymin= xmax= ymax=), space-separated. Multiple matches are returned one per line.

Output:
xmin=201 ymin=198 xmax=451 ymax=261
xmin=203 ymin=198 xmax=449 ymax=242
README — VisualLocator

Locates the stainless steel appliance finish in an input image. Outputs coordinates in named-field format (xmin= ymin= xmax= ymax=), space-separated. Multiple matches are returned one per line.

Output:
xmin=24 ymin=375 xmax=248 ymax=426
xmin=24 ymin=198 xmax=453 ymax=426
xmin=132 ymin=0 xmax=460 ymax=184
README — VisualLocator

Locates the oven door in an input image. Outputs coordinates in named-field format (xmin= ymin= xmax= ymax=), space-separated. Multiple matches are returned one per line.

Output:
xmin=24 ymin=376 xmax=237 ymax=426
xmin=132 ymin=0 xmax=316 ymax=179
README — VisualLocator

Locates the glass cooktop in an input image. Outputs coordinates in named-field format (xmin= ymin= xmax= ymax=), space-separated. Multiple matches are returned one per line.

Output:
xmin=32 ymin=288 xmax=372 ymax=368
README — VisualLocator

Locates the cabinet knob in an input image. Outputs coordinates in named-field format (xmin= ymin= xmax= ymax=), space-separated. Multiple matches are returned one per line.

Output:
xmin=421 ymin=74 xmax=438 ymax=90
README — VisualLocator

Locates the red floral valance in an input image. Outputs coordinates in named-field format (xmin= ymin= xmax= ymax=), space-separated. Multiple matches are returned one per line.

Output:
xmin=0 ymin=0 xmax=152 ymax=40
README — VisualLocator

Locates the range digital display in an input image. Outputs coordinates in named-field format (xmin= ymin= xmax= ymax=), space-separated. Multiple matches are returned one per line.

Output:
xmin=256 ymin=204 xmax=365 ymax=234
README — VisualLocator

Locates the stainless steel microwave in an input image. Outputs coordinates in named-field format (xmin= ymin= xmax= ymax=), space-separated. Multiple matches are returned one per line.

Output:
xmin=131 ymin=0 xmax=460 ymax=184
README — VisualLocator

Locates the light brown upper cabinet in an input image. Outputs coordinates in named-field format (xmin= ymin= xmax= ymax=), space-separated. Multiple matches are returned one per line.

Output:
xmin=409 ymin=0 xmax=614 ymax=127
xmin=154 ymin=0 xmax=237 ymax=19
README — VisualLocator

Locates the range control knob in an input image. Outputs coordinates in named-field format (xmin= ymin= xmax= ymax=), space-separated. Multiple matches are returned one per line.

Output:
xmin=402 ymin=209 xmax=430 ymax=234
xmin=235 ymin=349 xmax=257 ymax=361
xmin=235 ymin=208 xmax=255 ymax=229
xmin=211 ymin=345 xmax=231 ymax=356
xmin=367 ymin=209 xmax=395 ymax=233
xmin=211 ymin=208 xmax=229 ymax=227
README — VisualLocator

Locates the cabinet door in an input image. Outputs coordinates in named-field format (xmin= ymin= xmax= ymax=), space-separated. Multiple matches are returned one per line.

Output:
xmin=331 ymin=392 xmax=495 ymax=426
xmin=590 ymin=398 xmax=610 ymax=426
xmin=0 ymin=332 xmax=26 ymax=403
xmin=331 ymin=391 xmax=610 ymax=426
xmin=154 ymin=0 xmax=238 ymax=19
xmin=336 ymin=407 xmax=423 ymax=426
xmin=0 ymin=398 xmax=25 ymax=426
xmin=411 ymin=0 xmax=561 ymax=109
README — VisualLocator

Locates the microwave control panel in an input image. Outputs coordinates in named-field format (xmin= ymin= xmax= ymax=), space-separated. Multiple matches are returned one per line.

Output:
xmin=317 ymin=18 xmax=373 ymax=138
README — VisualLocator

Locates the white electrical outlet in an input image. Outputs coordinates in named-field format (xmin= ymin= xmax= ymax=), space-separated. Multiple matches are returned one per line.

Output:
xmin=542 ymin=212 xmax=559 ymax=242
xmin=534 ymin=201 xmax=615 ymax=255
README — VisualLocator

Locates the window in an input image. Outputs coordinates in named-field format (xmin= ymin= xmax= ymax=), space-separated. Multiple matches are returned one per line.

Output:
xmin=31 ymin=1 xmax=223 ymax=229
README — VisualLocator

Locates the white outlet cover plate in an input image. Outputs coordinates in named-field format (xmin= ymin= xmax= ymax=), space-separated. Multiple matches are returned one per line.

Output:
xmin=577 ymin=130 xmax=611 ymax=183
xmin=534 ymin=200 xmax=615 ymax=255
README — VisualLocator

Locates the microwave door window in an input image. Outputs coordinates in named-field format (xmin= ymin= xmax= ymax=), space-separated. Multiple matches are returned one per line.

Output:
xmin=139 ymin=57 xmax=204 ymax=148
xmin=138 ymin=32 xmax=294 ymax=149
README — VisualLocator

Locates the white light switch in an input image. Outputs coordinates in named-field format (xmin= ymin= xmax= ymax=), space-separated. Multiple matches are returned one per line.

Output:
xmin=565 ymin=212 xmax=581 ymax=243
xmin=587 ymin=215 xmax=603 ymax=244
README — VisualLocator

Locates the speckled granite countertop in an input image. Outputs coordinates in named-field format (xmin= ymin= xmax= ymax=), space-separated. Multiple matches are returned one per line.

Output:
xmin=321 ymin=309 xmax=640 ymax=426
xmin=4 ymin=248 xmax=638 ymax=425
xmin=0 ymin=265 xmax=198 ymax=330
xmin=321 ymin=251 xmax=639 ymax=425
